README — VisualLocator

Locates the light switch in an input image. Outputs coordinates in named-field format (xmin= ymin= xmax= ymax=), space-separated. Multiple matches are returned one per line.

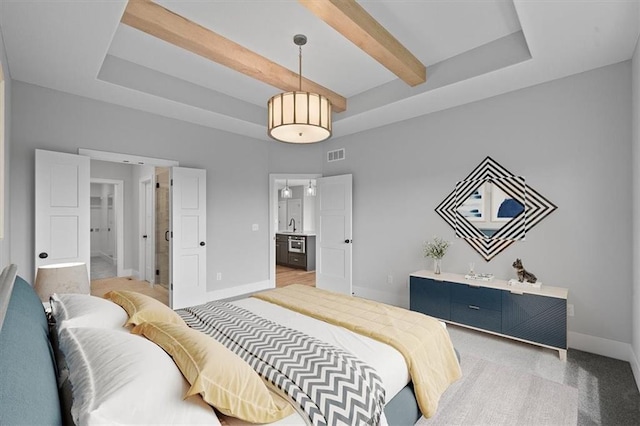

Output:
xmin=252 ymin=224 xmax=259 ymax=231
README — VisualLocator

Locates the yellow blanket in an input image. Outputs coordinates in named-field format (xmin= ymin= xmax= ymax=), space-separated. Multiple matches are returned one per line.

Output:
xmin=253 ymin=285 xmax=461 ymax=419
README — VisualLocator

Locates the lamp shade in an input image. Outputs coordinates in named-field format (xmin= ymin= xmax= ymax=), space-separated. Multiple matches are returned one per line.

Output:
xmin=268 ymin=91 xmax=332 ymax=143
xmin=34 ymin=262 xmax=90 ymax=302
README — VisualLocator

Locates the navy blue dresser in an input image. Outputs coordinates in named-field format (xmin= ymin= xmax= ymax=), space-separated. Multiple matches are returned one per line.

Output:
xmin=410 ymin=270 xmax=568 ymax=360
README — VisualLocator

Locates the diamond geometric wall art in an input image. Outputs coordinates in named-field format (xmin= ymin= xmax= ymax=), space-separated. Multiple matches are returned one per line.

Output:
xmin=435 ymin=156 xmax=557 ymax=261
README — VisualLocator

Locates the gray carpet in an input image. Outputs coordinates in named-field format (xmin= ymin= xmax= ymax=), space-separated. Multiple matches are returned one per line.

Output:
xmin=441 ymin=325 xmax=640 ymax=425
xmin=418 ymin=354 xmax=578 ymax=425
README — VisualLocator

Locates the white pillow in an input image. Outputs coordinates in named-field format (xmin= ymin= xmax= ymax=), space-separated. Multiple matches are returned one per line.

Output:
xmin=58 ymin=327 xmax=221 ymax=425
xmin=50 ymin=293 xmax=128 ymax=330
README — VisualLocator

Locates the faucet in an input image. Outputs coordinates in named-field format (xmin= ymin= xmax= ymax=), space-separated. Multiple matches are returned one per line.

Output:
xmin=288 ymin=218 xmax=297 ymax=233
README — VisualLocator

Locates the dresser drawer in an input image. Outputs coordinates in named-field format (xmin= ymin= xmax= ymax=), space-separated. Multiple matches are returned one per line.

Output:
xmin=451 ymin=303 xmax=501 ymax=333
xmin=451 ymin=283 xmax=502 ymax=311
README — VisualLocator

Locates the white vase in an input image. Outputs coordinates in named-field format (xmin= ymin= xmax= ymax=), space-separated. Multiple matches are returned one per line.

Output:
xmin=434 ymin=258 xmax=442 ymax=274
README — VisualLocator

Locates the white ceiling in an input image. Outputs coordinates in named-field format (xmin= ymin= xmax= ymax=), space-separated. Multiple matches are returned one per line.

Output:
xmin=0 ymin=0 xmax=638 ymax=142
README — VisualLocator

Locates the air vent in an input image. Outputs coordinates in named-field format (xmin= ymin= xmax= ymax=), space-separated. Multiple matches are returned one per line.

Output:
xmin=327 ymin=148 xmax=345 ymax=162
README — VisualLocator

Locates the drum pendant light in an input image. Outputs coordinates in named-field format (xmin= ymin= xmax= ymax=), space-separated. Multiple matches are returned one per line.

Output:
xmin=267 ymin=35 xmax=332 ymax=144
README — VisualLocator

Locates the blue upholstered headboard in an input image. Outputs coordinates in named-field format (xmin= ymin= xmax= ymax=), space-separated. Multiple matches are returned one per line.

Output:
xmin=0 ymin=275 xmax=62 ymax=425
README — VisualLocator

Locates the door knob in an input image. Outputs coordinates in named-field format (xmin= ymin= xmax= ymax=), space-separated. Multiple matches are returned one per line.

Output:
xmin=344 ymin=239 xmax=352 ymax=243
xmin=38 ymin=252 xmax=48 ymax=259
xmin=200 ymin=241 xmax=206 ymax=246
xmin=165 ymin=231 xmax=170 ymax=242
xmin=142 ymin=235 xmax=148 ymax=239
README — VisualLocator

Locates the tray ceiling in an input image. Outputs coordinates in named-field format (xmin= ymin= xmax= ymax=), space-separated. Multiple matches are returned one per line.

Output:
xmin=0 ymin=0 xmax=637 ymax=141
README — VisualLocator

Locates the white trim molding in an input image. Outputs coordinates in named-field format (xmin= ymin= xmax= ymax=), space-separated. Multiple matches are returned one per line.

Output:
xmin=79 ymin=148 xmax=179 ymax=167
xmin=568 ymin=331 xmax=634 ymax=362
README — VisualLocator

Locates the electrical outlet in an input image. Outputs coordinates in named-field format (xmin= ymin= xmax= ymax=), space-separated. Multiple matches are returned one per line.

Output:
xmin=387 ymin=274 xmax=393 ymax=284
xmin=567 ymin=304 xmax=575 ymax=317
xmin=216 ymin=272 xmax=222 ymax=281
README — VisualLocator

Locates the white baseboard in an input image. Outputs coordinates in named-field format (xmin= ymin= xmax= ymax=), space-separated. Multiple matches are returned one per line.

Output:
xmin=207 ymin=280 xmax=274 ymax=301
xmin=352 ymin=285 xmax=408 ymax=308
xmin=568 ymin=331 xmax=633 ymax=362
xmin=122 ymin=269 xmax=133 ymax=277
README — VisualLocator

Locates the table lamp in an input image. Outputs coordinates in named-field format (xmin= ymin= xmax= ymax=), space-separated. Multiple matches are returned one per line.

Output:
xmin=34 ymin=262 xmax=90 ymax=302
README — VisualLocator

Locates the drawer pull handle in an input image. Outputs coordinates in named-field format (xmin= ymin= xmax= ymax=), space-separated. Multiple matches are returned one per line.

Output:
xmin=468 ymin=305 xmax=480 ymax=310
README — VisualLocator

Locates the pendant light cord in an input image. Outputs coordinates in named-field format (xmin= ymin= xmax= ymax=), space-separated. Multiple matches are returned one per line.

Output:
xmin=298 ymin=45 xmax=302 ymax=91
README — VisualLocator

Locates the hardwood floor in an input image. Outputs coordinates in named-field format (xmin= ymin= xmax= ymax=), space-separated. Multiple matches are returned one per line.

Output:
xmin=276 ymin=265 xmax=315 ymax=287
xmin=91 ymin=276 xmax=169 ymax=306
xmin=91 ymin=267 xmax=311 ymax=307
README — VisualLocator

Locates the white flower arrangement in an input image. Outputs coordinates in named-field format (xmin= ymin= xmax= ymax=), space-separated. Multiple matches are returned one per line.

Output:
xmin=423 ymin=236 xmax=450 ymax=260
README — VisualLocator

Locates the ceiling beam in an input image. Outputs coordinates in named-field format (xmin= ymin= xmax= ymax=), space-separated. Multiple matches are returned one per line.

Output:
xmin=121 ymin=0 xmax=347 ymax=112
xmin=299 ymin=0 xmax=426 ymax=87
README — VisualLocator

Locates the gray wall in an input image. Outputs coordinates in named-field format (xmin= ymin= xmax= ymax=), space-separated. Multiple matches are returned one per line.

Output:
xmin=0 ymin=28 xmax=11 ymax=268
xmin=632 ymin=31 xmax=640 ymax=369
xmin=9 ymin=81 xmax=320 ymax=290
xmin=323 ymin=62 xmax=632 ymax=344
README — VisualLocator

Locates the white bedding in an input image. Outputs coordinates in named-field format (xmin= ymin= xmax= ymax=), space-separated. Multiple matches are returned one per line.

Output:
xmin=54 ymin=293 xmax=414 ymax=425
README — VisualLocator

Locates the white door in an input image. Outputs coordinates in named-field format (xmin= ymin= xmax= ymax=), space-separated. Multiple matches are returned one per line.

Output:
xmin=315 ymin=174 xmax=352 ymax=295
xmin=142 ymin=179 xmax=155 ymax=283
xmin=35 ymin=150 xmax=90 ymax=272
xmin=171 ymin=167 xmax=207 ymax=309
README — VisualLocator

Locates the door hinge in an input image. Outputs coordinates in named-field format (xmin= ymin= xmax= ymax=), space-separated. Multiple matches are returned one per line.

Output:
xmin=171 ymin=283 xmax=173 ymax=290
xmin=156 ymin=182 xmax=160 ymax=189
xmin=155 ymin=269 xmax=159 ymax=276
xmin=170 ymin=179 xmax=173 ymax=186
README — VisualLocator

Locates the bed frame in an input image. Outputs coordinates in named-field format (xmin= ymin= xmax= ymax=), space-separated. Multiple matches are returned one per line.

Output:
xmin=0 ymin=271 xmax=63 ymax=424
xmin=0 ymin=266 xmax=423 ymax=425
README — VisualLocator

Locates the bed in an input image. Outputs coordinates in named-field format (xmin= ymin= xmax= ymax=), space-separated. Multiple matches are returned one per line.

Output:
xmin=0 ymin=264 xmax=461 ymax=426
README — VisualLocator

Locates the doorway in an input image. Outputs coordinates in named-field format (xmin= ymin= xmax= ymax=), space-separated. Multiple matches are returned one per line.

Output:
xmin=82 ymin=152 xmax=178 ymax=307
xmin=270 ymin=175 xmax=321 ymax=288
xmin=89 ymin=178 xmax=124 ymax=281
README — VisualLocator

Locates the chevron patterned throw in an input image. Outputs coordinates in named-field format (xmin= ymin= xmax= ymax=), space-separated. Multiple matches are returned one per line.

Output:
xmin=178 ymin=301 xmax=385 ymax=426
